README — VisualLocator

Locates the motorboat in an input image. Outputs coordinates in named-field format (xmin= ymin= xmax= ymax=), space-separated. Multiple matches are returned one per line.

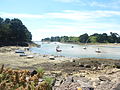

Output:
xmin=56 ymin=48 xmax=62 ymax=52
xmin=15 ymin=50 xmax=24 ymax=53
xmin=83 ymin=47 xmax=87 ymax=49
xmin=95 ymin=48 xmax=101 ymax=53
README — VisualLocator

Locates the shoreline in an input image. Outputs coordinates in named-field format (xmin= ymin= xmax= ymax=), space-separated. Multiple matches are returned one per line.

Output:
xmin=49 ymin=41 xmax=120 ymax=46
xmin=0 ymin=46 xmax=120 ymax=68
xmin=1 ymin=46 xmax=120 ymax=89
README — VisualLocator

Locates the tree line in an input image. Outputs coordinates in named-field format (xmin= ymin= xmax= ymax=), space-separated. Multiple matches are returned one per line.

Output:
xmin=0 ymin=17 xmax=32 ymax=46
xmin=42 ymin=32 xmax=120 ymax=43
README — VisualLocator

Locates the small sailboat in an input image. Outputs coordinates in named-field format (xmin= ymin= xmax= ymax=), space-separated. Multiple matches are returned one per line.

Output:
xmin=83 ymin=47 xmax=87 ymax=49
xmin=71 ymin=46 xmax=74 ymax=48
xmin=56 ymin=45 xmax=62 ymax=52
xmin=56 ymin=48 xmax=62 ymax=52
xmin=95 ymin=48 xmax=101 ymax=53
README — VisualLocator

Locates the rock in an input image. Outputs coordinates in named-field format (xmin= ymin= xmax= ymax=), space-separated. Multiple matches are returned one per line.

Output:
xmin=66 ymin=76 xmax=74 ymax=82
xmin=99 ymin=76 xmax=110 ymax=81
xmin=51 ymin=71 xmax=62 ymax=77
xmin=92 ymin=81 xmax=100 ymax=87
xmin=111 ymin=83 xmax=120 ymax=90
xmin=38 ymin=78 xmax=43 ymax=82
xmin=82 ymin=87 xmax=94 ymax=90
xmin=115 ymin=63 xmax=120 ymax=69
xmin=24 ymin=47 xmax=30 ymax=51
xmin=96 ymin=81 xmax=113 ymax=90
xmin=54 ymin=79 xmax=63 ymax=87
xmin=79 ymin=63 xmax=84 ymax=67
xmin=55 ymin=82 xmax=81 ymax=90
xmin=84 ymin=64 xmax=91 ymax=68
xmin=74 ymin=76 xmax=89 ymax=83
xmin=68 ymin=82 xmax=81 ymax=90
xmin=30 ymin=70 xmax=37 ymax=76
xmin=70 ymin=59 xmax=75 ymax=62
xmin=51 ymin=78 xmax=56 ymax=86
xmin=77 ymin=80 xmax=92 ymax=88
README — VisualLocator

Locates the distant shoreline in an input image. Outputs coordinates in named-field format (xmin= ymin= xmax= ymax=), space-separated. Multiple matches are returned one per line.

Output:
xmin=41 ymin=41 xmax=120 ymax=46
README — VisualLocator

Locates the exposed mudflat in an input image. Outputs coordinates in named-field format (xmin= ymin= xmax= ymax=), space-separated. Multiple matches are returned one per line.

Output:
xmin=0 ymin=46 xmax=120 ymax=90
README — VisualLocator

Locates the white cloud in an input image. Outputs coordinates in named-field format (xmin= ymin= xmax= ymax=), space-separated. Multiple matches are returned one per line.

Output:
xmin=46 ymin=10 xmax=120 ymax=21
xmin=54 ymin=0 xmax=79 ymax=3
xmin=1 ymin=10 xmax=120 ymax=21
xmin=1 ymin=10 xmax=120 ymax=41
xmin=54 ymin=0 xmax=120 ymax=9
xmin=90 ymin=0 xmax=120 ymax=9
xmin=0 ymin=12 xmax=44 ymax=19
xmin=31 ymin=22 xmax=120 ymax=40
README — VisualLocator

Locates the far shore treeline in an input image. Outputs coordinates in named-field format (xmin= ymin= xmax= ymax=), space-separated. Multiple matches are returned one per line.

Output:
xmin=0 ymin=17 xmax=32 ymax=46
xmin=42 ymin=32 xmax=120 ymax=43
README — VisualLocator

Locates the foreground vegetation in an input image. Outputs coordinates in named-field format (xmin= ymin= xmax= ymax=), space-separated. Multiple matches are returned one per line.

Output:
xmin=42 ymin=32 xmax=120 ymax=43
xmin=0 ymin=65 xmax=53 ymax=90
xmin=0 ymin=17 xmax=32 ymax=46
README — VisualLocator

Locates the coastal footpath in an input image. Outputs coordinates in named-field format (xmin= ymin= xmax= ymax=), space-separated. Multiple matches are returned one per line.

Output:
xmin=0 ymin=46 xmax=120 ymax=90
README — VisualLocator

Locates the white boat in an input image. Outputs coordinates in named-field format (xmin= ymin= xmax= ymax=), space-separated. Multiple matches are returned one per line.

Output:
xmin=15 ymin=50 xmax=24 ymax=53
xmin=27 ymin=55 xmax=34 ymax=58
xmin=83 ymin=47 xmax=87 ymax=49
xmin=95 ymin=48 xmax=101 ymax=53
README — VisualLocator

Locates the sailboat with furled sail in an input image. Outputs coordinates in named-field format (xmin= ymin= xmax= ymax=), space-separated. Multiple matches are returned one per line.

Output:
xmin=56 ymin=45 xmax=62 ymax=52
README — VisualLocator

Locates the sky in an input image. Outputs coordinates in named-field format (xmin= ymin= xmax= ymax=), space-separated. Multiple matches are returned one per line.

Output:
xmin=0 ymin=0 xmax=120 ymax=41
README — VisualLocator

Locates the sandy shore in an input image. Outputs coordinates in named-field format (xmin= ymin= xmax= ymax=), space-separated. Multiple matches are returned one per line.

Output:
xmin=0 ymin=46 xmax=120 ymax=90
xmin=0 ymin=46 xmax=72 ymax=69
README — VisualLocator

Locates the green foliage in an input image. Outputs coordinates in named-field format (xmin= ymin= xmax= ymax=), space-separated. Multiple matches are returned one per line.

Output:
xmin=43 ymin=76 xmax=53 ymax=90
xmin=36 ymin=67 xmax=44 ymax=74
xmin=36 ymin=67 xmax=45 ymax=78
xmin=89 ymin=36 xmax=97 ymax=43
xmin=42 ymin=32 xmax=120 ymax=44
xmin=0 ymin=17 xmax=32 ymax=46
xmin=79 ymin=33 xmax=89 ymax=43
xmin=43 ymin=76 xmax=53 ymax=85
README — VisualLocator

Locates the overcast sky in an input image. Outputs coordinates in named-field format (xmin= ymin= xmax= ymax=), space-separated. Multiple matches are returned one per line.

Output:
xmin=1 ymin=0 xmax=120 ymax=41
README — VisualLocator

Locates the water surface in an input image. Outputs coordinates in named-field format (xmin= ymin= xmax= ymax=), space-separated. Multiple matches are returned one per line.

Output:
xmin=30 ymin=42 xmax=120 ymax=59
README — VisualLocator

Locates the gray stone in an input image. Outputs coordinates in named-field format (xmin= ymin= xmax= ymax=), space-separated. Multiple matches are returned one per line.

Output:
xmin=84 ymin=64 xmax=91 ymax=68
xmin=112 ymin=83 xmax=120 ymax=90
xmin=115 ymin=63 xmax=120 ymax=69
xmin=66 ymin=76 xmax=74 ymax=82
xmin=54 ymin=79 xmax=63 ymax=87
xmin=82 ymin=87 xmax=94 ymax=90
xmin=99 ymin=76 xmax=110 ymax=81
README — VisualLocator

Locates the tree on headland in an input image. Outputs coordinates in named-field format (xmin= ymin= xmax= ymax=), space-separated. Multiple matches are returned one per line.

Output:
xmin=42 ymin=32 xmax=120 ymax=44
xmin=79 ymin=33 xmax=89 ymax=43
xmin=0 ymin=17 xmax=32 ymax=46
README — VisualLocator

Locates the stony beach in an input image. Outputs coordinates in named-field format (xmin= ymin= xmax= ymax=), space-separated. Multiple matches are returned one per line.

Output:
xmin=0 ymin=46 xmax=120 ymax=90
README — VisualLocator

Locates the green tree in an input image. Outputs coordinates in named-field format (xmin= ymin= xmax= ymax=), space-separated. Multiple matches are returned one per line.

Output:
xmin=0 ymin=17 xmax=32 ymax=46
xmin=79 ymin=33 xmax=89 ymax=43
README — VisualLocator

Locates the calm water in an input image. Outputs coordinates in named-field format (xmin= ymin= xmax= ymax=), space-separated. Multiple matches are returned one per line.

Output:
xmin=30 ymin=42 xmax=120 ymax=59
